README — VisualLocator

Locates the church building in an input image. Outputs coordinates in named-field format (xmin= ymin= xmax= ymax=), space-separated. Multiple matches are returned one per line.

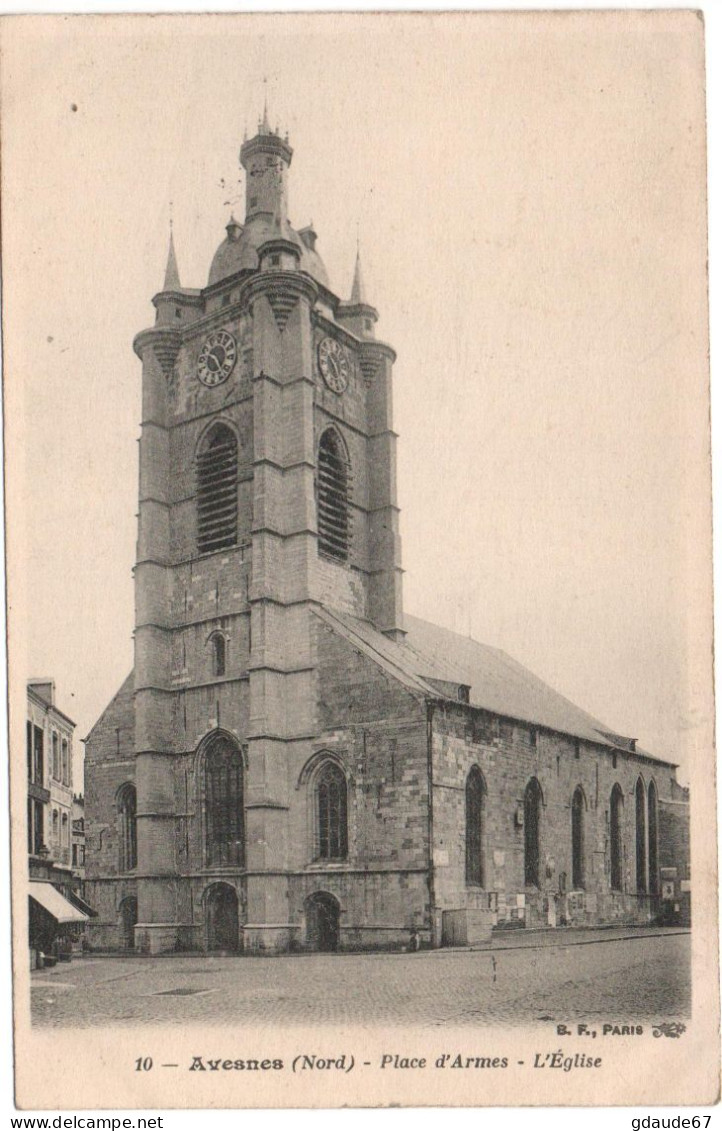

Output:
xmin=84 ymin=115 xmax=687 ymax=954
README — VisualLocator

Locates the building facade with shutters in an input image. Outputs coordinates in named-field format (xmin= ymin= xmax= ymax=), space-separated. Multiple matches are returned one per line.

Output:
xmin=83 ymin=116 xmax=688 ymax=954
xmin=27 ymin=680 xmax=76 ymax=886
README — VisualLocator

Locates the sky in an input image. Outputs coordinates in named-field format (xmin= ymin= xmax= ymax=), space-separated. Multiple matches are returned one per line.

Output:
xmin=2 ymin=11 xmax=711 ymax=785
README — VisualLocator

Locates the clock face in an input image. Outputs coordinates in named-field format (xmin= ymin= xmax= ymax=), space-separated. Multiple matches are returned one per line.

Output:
xmin=318 ymin=336 xmax=350 ymax=394
xmin=197 ymin=330 xmax=237 ymax=387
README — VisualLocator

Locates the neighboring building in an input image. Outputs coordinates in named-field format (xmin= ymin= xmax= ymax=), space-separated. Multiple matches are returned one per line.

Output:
xmin=27 ymin=679 xmax=76 ymax=890
xmin=659 ymin=779 xmax=691 ymax=925
xmin=84 ymin=115 xmax=690 ymax=955
xmin=27 ymin=680 xmax=89 ymax=959
xmin=72 ymin=794 xmax=86 ymax=878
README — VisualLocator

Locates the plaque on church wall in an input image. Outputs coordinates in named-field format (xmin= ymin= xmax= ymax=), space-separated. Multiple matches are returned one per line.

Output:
xmin=1 ymin=7 xmax=717 ymax=1120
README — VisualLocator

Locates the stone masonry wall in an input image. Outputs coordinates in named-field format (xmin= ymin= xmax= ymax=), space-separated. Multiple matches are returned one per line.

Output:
xmin=431 ymin=702 xmax=672 ymax=929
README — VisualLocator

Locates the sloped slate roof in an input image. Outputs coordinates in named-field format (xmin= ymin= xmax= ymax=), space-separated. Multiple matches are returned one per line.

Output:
xmin=317 ymin=606 xmax=673 ymax=766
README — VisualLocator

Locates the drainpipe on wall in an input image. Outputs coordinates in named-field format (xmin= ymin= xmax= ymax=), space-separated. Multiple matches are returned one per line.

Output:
xmin=426 ymin=701 xmax=438 ymax=947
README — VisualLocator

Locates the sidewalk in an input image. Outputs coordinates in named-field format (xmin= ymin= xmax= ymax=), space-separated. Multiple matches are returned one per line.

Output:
xmin=473 ymin=924 xmax=690 ymax=953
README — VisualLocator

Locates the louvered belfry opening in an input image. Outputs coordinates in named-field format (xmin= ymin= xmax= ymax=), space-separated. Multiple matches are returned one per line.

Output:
xmin=197 ymin=424 xmax=238 ymax=554
xmin=317 ymin=428 xmax=350 ymax=561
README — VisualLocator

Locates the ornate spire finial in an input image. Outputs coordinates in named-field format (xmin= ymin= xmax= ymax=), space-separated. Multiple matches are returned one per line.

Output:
xmin=163 ymin=212 xmax=181 ymax=291
xmin=261 ymin=76 xmax=269 ymax=133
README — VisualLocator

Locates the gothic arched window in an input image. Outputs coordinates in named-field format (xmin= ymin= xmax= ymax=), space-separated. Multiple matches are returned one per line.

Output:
xmin=118 ymin=783 xmax=137 ymax=872
xmin=317 ymin=429 xmax=350 ymax=561
xmin=197 ymin=424 xmax=238 ymax=554
xmin=465 ymin=767 xmax=486 ymax=886
xmin=211 ymin=633 xmax=226 ymax=678
xmin=610 ymin=783 xmax=624 ymax=891
xmin=316 ymin=761 xmax=348 ymax=860
xmin=205 ymin=736 xmax=244 ymax=867
xmin=647 ymin=779 xmax=659 ymax=896
xmin=635 ymin=776 xmax=647 ymax=893
xmin=524 ymin=778 xmax=542 ymax=887
xmin=571 ymin=787 xmax=585 ymax=890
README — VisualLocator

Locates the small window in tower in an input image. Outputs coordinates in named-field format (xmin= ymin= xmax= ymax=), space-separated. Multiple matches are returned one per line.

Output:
xmin=211 ymin=633 xmax=226 ymax=678
xmin=250 ymin=196 xmax=258 ymax=208
xmin=365 ymin=319 xmax=372 ymax=331
xmin=317 ymin=428 xmax=350 ymax=562
xmin=530 ymin=727 xmax=538 ymax=748
xmin=222 ymin=294 xmax=230 ymax=307
xmin=196 ymin=424 xmax=238 ymax=554
xmin=271 ymin=254 xmax=280 ymax=266
xmin=175 ymin=307 xmax=182 ymax=319
xmin=574 ymin=739 xmax=581 ymax=760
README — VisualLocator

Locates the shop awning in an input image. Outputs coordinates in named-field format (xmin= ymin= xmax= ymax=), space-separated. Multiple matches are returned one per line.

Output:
xmin=29 ymin=882 xmax=89 ymax=924
xmin=66 ymin=890 xmax=97 ymax=918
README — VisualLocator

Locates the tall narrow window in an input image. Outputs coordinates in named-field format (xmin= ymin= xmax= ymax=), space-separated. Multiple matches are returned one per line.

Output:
xmin=465 ymin=767 xmax=486 ymax=886
xmin=610 ymin=783 xmax=624 ymax=891
xmin=316 ymin=762 xmax=348 ymax=860
xmin=635 ymin=776 xmax=647 ymax=893
xmin=197 ymin=424 xmax=238 ymax=554
xmin=571 ymin=787 xmax=585 ymax=889
xmin=118 ymin=783 xmax=137 ymax=872
xmin=61 ymin=738 xmax=69 ymax=785
xmin=524 ymin=778 xmax=542 ymax=887
xmin=317 ymin=429 xmax=350 ymax=561
xmin=205 ymin=736 xmax=244 ymax=867
xmin=52 ymin=732 xmax=60 ymax=780
xmin=26 ymin=722 xmax=32 ymax=780
xmin=647 ymin=780 xmax=659 ymax=896
xmin=211 ymin=633 xmax=226 ymax=677
xmin=33 ymin=726 xmax=44 ymax=785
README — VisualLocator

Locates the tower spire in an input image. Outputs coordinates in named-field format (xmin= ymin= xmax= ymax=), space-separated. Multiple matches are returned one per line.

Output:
xmin=261 ymin=77 xmax=270 ymax=134
xmin=163 ymin=217 xmax=181 ymax=291
xmin=350 ymin=243 xmax=366 ymax=305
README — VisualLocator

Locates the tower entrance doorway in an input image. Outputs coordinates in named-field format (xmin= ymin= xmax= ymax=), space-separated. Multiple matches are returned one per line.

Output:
xmin=119 ymin=897 xmax=137 ymax=951
xmin=305 ymin=892 xmax=340 ymax=952
xmin=205 ymin=883 xmax=240 ymax=952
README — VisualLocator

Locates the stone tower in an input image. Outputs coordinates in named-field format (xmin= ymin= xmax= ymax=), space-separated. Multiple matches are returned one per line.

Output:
xmin=129 ymin=116 xmax=402 ymax=953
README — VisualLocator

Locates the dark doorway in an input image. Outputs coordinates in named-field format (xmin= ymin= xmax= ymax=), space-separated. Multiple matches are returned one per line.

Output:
xmin=206 ymin=883 xmax=240 ymax=952
xmin=306 ymin=892 xmax=340 ymax=952
xmin=119 ymin=896 xmax=137 ymax=951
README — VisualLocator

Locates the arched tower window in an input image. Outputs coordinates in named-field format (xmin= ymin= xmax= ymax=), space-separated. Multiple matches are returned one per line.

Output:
xmin=211 ymin=633 xmax=227 ymax=677
xmin=204 ymin=735 xmax=244 ymax=867
xmin=610 ymin=783 xmax=624 ymax=891
xmin=647 ymin=780 xmax=659 ymax=896
xmin=571 ymin=787 xmax=585 ymax=890
xmin=465 ymin=767 xmax=486 ymax=886
xmin=524 ymin=778 xmax=542 ymax=887
xmin=197 ymin=424 xmax=238 ymax=554
xmin=316 ymin=761 xmax=348 ymax=860
xmin=118 ymin=783 xmax=137 ymax=872
xmin=317 ymin=428 xmax=350 ymax=561
xmin=635 ymin=776 xmax=647 ymax=893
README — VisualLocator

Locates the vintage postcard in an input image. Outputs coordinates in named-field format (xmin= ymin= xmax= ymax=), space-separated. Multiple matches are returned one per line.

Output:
xmin=2 ymin=9 xmax=719 ymax=1111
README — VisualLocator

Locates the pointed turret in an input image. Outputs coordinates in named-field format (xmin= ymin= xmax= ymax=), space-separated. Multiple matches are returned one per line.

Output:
xmin=350 ymin=247 xmax=366 ymax=305
xmin=163 ymin=226 xmax=181 ymax=291
xmin=337 ymin=242 xmax=378 ymax=340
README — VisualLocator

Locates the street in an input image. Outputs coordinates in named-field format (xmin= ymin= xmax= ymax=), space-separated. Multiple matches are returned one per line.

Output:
xmin=31 ymin=929 xmax=690 ymax=1029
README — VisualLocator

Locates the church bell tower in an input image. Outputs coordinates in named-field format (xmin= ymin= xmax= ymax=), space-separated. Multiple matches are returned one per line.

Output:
xmin=130 ymin=115 xmax=403 ymax=953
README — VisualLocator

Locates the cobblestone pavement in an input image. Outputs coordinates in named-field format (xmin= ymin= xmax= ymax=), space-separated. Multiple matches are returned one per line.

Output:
xmin=31 ymin=930 xmax=690 ymax=1030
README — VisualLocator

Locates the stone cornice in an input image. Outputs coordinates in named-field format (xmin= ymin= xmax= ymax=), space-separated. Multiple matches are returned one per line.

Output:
xmin=133 ymin=326 xmax=182 ymax=364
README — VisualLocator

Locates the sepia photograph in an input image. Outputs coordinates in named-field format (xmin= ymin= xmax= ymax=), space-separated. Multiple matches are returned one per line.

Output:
xmin=2 ymin=7 xmax=718 ymax=1110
